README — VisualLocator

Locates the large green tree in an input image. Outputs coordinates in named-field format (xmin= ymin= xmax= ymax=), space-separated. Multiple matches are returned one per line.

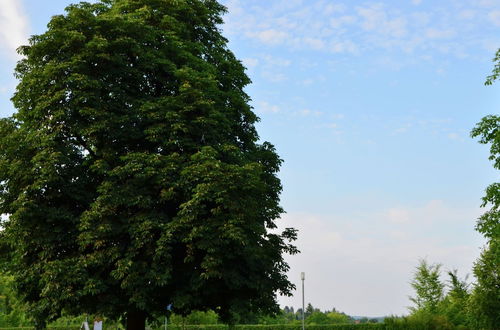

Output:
xmin=0 ymin=0 xmax=297 ymax=329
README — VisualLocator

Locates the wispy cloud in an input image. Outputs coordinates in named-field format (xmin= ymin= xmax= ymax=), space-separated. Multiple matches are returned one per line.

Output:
xmin=357 ymin=4 xmax=408 ymax=38
xmin=262 ymin=71 xmax=287 ymax=82
xmin=248 ymin=29 xmax=289 ymax=45
xmin=458 ymin=9 xmax=476 ymax=20
xmin=0 ymin=0 xmax=29 ymax=60
xmin=261 ymin=55 xmax=292 ymax=67
xmin=330 ymin=15 xmax=357 ymax=28
xmin=242 ymin=57 xmax=259 ymax=68
xmin=425 ymin=28 xmax=456 ymax=39
xmin=277 ymin=201 xmax=484 ymax=315
xmin=488 ymin=10 xmax=500 ymax=25
xmin=296 ymin=109 xmax=323 ymax=117
xmin=386 ymin=207 xmax=411 ymax=223
xmin=447 ymin=132 xmax=464 ymax=141
xmin=222 ymin=0 xmax=500 ymax=62
xmin=393 ymin=123 xmax=412 ymax=134
xmin=255 ymin=101 xmax=280 ymax=114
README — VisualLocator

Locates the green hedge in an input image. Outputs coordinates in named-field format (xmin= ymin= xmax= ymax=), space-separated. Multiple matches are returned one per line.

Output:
xmin=152 ymin=325 xmax=385 ymax=330
xmin=0 ymin=327 xmax=80 ymax=330
xmin=152 ymin=323 xmax=469 ymax=330
xmin=237 ymin=325 xmax=384 ymax=330
xmin=2 ymin=322 xmax=472 ymax=330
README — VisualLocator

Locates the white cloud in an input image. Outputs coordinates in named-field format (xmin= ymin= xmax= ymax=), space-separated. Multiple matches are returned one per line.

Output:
xmin=447 ymin=132 xmax=463 ymax=141
xmin=323 ymin=122 xmax=342 ymax=136
xmin=393 ymin=122 xmax=412 ymax=134
xmin=387 ymin=208 xmax=411 ymax=223
xmin=0 ymin=0 xmax=29 ymax=60
xmin=297 ymin=109 xmax=323 ymax=117
xmin=411 ymin=12 xmax=431 ymax=26
xmin=261 ymin=55 xmax=292 ymax=67
xmin=301 ymin=78 xmax=314 ymax=86
xmin=221 ymin=0 xmax=500 ymax=63
xmin=330 ymin=15 xmax=357 ymax=28
xmin=481 ymin=38 xmax=500 ymax=52
xmin=478 ymin=0 xmax=500 ymax=7
xmin=302 ymin=37 xmax=325 ymax=50
xmin=299 ymin=109 xmax=312 ymax=116
xmin=248 ymin=29 xmax=289 ymax=45
xmin=329 ymin=40 xmax=359 ymax=54
xmin=323 ymin=3 xmax=346 ymax=15
xmin=273 ymin=0 xmax=304 ymax=11
xmin=262 ymin=71 xmax=287 ymax=82
xmin=277 ymin=201 xmax=484 ymax=315
xmin=458 ymin=9 xmax=476 ymax=20
xmin=224 ymin=0 xmax=244 ymax=16
xmin=356 ymin=4 xmax=407 ymax=38
xmin=425 ymin=28 xmax=456 ymax=39
xmin=488 ymin=10 xmax=500 ymax=26
xmin=242 ymin=57 xmax=259 ymax=68
xmin=256 ymin=101 xmax=280 ymax=114
xmin=357 ymin=4 xmax=386 ymax=31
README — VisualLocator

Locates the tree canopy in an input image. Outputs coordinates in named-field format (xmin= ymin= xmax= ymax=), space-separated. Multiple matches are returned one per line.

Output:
xmin=409 ymin=260 xmax=444 ymax=315
xmin=0 ymin=0 xmax=297 ymax=328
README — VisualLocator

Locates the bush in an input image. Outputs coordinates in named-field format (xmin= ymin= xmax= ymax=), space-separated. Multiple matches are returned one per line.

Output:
xmin=383 ymin=315 xmax=470 ymax=330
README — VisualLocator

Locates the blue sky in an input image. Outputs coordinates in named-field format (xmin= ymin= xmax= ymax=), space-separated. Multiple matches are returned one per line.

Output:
xmin=1 ymin=0 xmax=499 ymax=317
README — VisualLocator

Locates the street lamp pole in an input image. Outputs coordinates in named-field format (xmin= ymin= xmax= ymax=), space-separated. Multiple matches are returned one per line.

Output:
xmin=301 ymin=272 xmax=305 ymax=330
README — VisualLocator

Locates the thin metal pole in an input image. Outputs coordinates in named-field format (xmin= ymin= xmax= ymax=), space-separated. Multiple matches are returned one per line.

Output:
xmin=301 ymin=272 xmax=305 ymax=330
xmin=165 ymin=316 xmax=167 ymax=330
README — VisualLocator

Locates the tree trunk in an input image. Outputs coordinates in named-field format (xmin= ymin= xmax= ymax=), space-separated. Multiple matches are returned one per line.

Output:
xmin=127 ymin=309 xmax=146 ymax=330
xmin=34 ymin=322 xmax=46 ymax=330
xmin=34 ymin=317 xmax=47 ymax=330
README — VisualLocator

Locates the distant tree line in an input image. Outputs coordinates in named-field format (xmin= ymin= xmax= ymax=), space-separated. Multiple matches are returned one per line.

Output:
xmin=255 ymin=304 xmax=357 ymax=325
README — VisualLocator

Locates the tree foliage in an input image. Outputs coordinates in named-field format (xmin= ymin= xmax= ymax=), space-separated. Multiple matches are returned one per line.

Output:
xmin=0 ymin=0 xmax=297 ymax=327
xmin=0 ymin=273 xmax=30 ymax=327
xmin=409 ymin=260 xmax=444 ymax=315
xmin=404 ymin=260 xmax=476 ymax=328
xmin=485 ymin=48 xmax=500 ymax=85
xmin=168 ymin=310 xmax=219 ymax=326
xmin=468 ymin=242 xmax=500 ymax=329
xmin=249 ymin=304 xmax=353 ymax=326
xmin=439 ymin=270 xmax=470 ymax=327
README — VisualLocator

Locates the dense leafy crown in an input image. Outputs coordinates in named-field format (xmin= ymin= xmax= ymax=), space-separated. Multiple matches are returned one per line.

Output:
xmin=0 ymin=0 xmax=297 ymax=323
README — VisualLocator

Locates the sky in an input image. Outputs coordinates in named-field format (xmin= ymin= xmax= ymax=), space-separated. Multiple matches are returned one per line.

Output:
xmin=1 ymin=0 xmax=500 ymax=318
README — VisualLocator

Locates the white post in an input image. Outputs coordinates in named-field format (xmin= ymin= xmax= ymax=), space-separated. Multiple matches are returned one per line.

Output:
xmin=301 ymin=272 xmax=305 ymax=330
